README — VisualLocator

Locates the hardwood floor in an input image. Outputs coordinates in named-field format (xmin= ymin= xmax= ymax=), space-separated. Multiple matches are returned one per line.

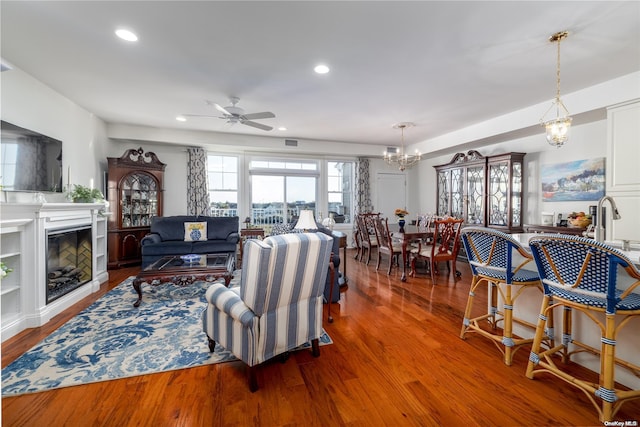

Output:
xmin=2 ymin=251 xmax=639 ymax=426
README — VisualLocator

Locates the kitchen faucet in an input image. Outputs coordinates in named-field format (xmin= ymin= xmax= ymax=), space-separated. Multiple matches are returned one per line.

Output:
xmin=594 ymin=195 xmax=621 ymax=242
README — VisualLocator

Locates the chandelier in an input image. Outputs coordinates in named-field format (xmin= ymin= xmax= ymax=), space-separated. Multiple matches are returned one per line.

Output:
xmin=540 ymin=31 xmax=571 ymax=148
xmin=384 ymin=122 xmax=421 ymax=171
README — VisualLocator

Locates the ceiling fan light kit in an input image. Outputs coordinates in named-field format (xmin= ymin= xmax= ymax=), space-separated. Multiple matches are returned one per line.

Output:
xmin=540 ymin=30 xmax=572 ymax=148
xmin=384 ymin=122 xmax=421 ymax=171
xmin=183 ymin=97 xmax=275 ymax=131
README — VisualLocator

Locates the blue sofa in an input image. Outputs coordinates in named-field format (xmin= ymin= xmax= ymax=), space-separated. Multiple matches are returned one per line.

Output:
xmin=141 ymin=215 xmax=239 ymax=268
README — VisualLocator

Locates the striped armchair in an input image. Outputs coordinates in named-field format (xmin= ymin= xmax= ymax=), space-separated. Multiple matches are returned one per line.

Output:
xmin=202 ymin=232 xmax=333 ymax=391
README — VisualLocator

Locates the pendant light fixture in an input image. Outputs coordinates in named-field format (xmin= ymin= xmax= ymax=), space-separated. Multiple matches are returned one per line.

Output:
xmin=540 ymin=31 xmax=571 ymax=148
xmin=384 ymin=122 xmax=420 ymax=171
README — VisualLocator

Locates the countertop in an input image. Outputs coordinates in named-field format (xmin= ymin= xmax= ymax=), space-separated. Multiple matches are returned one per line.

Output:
xmin=511 ymin=233 xmax=640 ymax=268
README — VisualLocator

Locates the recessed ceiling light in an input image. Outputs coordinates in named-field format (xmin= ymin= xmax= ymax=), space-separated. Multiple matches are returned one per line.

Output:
xmin=115 ymin=28 xmax=138 ymax=42
xmin=176 ymin=116 xmax=186 ymax=122
xmin=278 ymin=126 xmax=287 ymax=131
xmin=314 ymin=64 xmax=330 ymax=74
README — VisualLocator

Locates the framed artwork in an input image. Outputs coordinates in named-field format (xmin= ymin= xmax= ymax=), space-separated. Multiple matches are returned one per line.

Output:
xmin=541 ymin=158 xmax=605 ymax=202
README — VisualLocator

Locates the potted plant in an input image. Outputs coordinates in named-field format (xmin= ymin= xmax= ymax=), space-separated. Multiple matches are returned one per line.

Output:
xmin=0 ymin=261 xmax=12 ymax=280
xmin=68 ymin=184 xmax=104 ymax=203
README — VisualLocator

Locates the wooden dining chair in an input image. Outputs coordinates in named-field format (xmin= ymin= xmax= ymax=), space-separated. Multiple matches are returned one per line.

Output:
xmin=409 ymin=217 xmax=463 ymax=282
xmin=356 ymin=213 xmax=380 ymax=265
xmin=412 ymin=213 xmax=435 ymax=249
xmin=353 ymin=219 xmax=363 ymax=261
xmin=416 ymin=213 xmax=434 ymax=232
xmin=372 ymin=216 xmax=403 ymax=274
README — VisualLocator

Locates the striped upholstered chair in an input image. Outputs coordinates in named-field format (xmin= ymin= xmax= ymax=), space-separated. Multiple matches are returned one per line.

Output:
xmin=459 ymin=227 xmax=551 ymax=365
xmin=526 ymin=235 xmax=640 ymax=422
xmin=202 ymin=232 xmax=333 ymax=391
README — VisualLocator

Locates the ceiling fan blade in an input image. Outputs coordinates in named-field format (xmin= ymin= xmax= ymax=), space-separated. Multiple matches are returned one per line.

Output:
xmin=214 ymin=103 xmax=232 ymax=116
xmin=242 ymin=112 xmax=275 ymax=120
xmin=241 ymin=120 xmax=273 ymax=131
xmin=181 ymin=114 xmax=220 ymax=119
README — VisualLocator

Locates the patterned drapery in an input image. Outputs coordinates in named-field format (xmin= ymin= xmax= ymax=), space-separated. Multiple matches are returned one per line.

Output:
xmin=186 ymin=147 xmax=210 ymax=215
xmin=355 ymin=158 xmax=373 ymax=214
xmin=352 ymin=158 xmax=373 ymax=245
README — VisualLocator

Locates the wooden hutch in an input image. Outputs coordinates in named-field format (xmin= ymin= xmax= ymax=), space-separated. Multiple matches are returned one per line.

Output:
xmin=107 ymin=147 xmax=165 ymax=269
xmin=435 ymin=150 xmax=525 ymax=233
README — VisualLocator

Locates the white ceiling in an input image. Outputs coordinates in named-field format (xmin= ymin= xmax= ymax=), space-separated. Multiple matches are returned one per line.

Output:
xmin=1 ymin=1 xmax=639 ymax=148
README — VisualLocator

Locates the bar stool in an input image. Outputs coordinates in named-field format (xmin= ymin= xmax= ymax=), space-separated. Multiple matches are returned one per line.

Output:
xmin=460 ymin=227 xmax=552 ymax=366
xmin=527 ymin=235 xmax=640 ymax=422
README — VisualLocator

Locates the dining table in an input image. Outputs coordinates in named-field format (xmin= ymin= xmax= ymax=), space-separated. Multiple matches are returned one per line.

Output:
xmin=389 ymin=223 xmax=433 ymax=282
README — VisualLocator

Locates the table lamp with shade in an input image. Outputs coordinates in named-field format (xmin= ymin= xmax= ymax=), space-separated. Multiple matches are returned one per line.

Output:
xmin=294 ymin=210 xmax=318 ymax=232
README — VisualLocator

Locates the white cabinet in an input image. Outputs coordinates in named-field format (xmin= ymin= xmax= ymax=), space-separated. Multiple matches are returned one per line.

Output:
xmin=0 ymin=219 xmax=33 ymax=338
xmin=606 ymin=100 xmax=640 ymax=242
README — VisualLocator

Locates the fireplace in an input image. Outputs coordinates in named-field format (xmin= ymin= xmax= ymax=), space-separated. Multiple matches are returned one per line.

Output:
xmin=46 ymin=226 xmax=92 ymax=304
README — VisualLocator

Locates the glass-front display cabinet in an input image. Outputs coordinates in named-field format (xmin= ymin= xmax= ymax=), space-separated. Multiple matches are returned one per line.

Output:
xmin=107 ymin=148 xmax=165 ymax=269
xmin=486 ymin=153 xmax=525 ymax=233
xmin=435 ymin=150 xmax=487 ymax=225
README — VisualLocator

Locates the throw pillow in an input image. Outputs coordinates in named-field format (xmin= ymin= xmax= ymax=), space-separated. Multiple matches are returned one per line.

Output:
xmin=184 ymin=222 xmax=208 ymax=242
xmin=270 ymin=223 xmax=293 ymax=236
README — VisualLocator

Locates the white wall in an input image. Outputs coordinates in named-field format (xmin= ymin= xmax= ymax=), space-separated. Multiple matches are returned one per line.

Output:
xmin=1 ymin=67 xmax=108 ymax=196
xmin=367 ymin=158 xmax=421 ymax=219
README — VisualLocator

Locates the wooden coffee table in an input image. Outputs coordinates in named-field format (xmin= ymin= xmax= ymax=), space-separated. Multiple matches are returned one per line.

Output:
xmin=132 ymin=253 xmax=235 ymax=307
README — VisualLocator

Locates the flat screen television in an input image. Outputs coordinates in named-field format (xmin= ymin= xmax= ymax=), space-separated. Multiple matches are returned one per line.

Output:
xmin=0 ymin=121 xmax=63 ymax=192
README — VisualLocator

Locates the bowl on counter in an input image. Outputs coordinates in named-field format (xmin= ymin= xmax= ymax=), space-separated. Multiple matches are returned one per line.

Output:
xmin=568 ymin=217 xmax=591 ymax=228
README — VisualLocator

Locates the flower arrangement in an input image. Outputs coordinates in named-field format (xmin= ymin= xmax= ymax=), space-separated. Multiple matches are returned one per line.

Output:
xmin=1 ymin=261 xmax=13 ymax=279
xmin=394 ymin=208 xmax=409 ymax=218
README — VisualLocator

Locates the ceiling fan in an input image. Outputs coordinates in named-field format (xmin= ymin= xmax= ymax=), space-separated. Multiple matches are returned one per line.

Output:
xmin=183 ymin=97 xmax=275 ymax=131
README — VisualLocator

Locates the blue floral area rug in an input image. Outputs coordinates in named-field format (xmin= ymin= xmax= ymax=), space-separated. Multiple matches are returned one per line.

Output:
xmin=2 ymin=276 xmax=332 ymax=396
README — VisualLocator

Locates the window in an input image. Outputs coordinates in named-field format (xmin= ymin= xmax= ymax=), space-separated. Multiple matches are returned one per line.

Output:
xmin=207 ymin=155 xmax=238 ymax=217
xmin=327 ymin=161 xmax=354 ymax=224
xmin=249 ymin=158 xmax=318 ymax=225
xmin=0 ymin=142 xmax=18 ymax=190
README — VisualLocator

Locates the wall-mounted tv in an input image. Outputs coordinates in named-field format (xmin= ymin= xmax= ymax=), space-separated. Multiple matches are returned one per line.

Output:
xmin=1 ymin=121 xmax=63 ymax=192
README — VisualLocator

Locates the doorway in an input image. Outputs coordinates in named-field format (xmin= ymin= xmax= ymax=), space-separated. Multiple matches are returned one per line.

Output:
xmin=376 ymin=172 xmax=406 ymax=219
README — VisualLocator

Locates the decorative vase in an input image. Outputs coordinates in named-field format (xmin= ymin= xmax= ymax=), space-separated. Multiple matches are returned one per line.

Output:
xmin=398 ymin=218 xmax=406 ymax=232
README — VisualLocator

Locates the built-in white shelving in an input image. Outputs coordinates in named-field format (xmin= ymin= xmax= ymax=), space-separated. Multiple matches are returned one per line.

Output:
xmin=0 ymin=219 xmax=32 ymax=332
xmin=94 ymin=215 xmax=108 ymax=279
xmin=0 ymin=203 xmax=109 ymax=342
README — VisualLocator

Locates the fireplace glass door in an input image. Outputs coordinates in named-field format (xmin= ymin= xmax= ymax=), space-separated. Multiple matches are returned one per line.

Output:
xmin=46 ymin=226 xmax=92 ymax=303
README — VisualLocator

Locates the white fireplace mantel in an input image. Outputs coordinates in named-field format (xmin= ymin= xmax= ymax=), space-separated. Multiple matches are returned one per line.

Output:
xmin=1 ymin=202 xmax=109 ymax=341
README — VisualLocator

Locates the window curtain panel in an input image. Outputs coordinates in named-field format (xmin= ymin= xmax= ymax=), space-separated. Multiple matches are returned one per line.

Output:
xmin=353 ymin=157 xmax=373 ymax=244
xmin=186 ymin=147 xmax=210 ymax=215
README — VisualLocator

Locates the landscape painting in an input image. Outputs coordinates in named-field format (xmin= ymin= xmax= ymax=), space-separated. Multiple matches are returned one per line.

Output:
xmin=541 ymin=158 xmax=605 ymax=202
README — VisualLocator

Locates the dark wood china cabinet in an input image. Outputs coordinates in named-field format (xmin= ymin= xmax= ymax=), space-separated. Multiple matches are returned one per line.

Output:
xmin=435 ymin=150 xmax=525 ymax=233
xmin=486 ymin=152 xmax=525 ymax=233
xmin=107 ymin=148 xmax=165 ymax=269
xmin=435 ymin=150 xmax=487 ymax=226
